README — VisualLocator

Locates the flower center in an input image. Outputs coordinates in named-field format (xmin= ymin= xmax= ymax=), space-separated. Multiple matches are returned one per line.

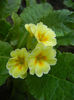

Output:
xmin=38 ymin=32 xmax=48 ymax=42
xmin=37 ymin=53 xmax=46 ymax=60
xmin=35 ymin=53 xmax=47 ymax=66
xmin=19 ymin=58 xmax=25 ymax=65
xmin=15 ymin=57 xmax=25 ymax=66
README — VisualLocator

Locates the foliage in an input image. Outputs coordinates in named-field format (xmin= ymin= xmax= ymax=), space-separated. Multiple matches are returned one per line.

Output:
xmin=0 ymin=41 xmax=12 ymax=86
xmin=0 ymin=0 xmax=21 ymax=18
xmin=0 ymin=0 xmax=74 ymax=100
xmin=64 ymin=0 xmax=74 ymax=9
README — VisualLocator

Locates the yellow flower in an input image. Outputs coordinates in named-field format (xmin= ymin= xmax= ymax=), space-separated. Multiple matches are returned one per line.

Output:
xmin=28 ymin=43 xmax=57 ymax=77
xmin=25 ymin=24 xmax=36 ymax=36
xmin=25 ymin=22 xmax=57 ymax=46
xmin=6 ymin=48 xmax=28 ymax=79
xmin=33 ymin=22 xmax=57 ymax=46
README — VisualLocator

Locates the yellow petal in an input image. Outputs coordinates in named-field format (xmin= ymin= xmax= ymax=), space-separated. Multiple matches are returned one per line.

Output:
xmin=47 ymin=58 xmax=57 ymax=65
xmin=25 ymin=24 xmax=36 ymax=36
xmin=43 ymin=38 xmax=57 ymax=46
xmin=35 ymin=65 xmax=43 ymax=77
xmin=29 ymin=68 xmax=35 ymax=75
xmin=10 ymin=49 xmax=20 ymax=57
xmin=35 ymin=61 xmax=50 ymax=77
xmin=20 ymin=73 xmax=27 ymax=79
xmin=42 ymin=61 xmax=50 ymax=74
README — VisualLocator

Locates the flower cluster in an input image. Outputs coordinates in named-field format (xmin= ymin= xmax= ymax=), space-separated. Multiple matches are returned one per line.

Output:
xmin=6 ymin=22 xmax=57 ymax=78
xmin=25 ymin=22 xmax=56 ymax=46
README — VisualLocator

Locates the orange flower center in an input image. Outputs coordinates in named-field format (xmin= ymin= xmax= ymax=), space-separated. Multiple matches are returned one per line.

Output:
xmin=35 ymin=53 xmax=47 ymax=66
xmin=38 ymin=32 xmax=48 ymax=42
xmin=15 ymin=57 xmax=25 ymax=69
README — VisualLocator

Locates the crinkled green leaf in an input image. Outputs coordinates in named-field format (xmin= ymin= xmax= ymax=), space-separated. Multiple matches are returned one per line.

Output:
xmin=57 ymin=31 xmax=74 ymax=46
xmin=12 ymin=12 xmax=21 ymax=26
xmin=20 ymin=3 xmax=53 ymax=24
xmin=64 ymin=0 xmax=74 ymax=9
xmin=41 ymin=9 xmax=73 ymax=37
xmin=26 ymin=0 xmax=37 ymax=7
xmin=26 ymin=75 xmax=74 ymax=100
xmin=65 ymin=12 xmax=74 ymax=24
xmin=0 ymin=19 xmax=11 ymax=40
xmin=50 ymin=52 xmax=74 ymax=83
xmin=57 ymin=12 xmax=74 ymax=46
xmin=0 ymin=0 xmax=21 ymax=18
xmin=63 ymin=12 xmax=74 ymax=32
xmin=25 ymin=52 xmax=74 ymax=100
xmin=0 ymin=41 xmax=12 ymax=86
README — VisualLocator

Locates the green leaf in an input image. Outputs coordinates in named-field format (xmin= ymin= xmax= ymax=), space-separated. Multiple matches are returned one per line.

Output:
xmin=26 ymin=0 xmax=37 ymax=7
xmin=64 ymin=0 xmax=74 ymax=9
xmin=12 ymin=12 xmax=21 ymax=26
xmin=20 ymin=3 xmax=53 ymax=24
xmin=57 ymin=12 xmax=74 ymax=46
xmin=25 ymin=52 xmax=74 ymax=100
xmin=26 ymin=75 xmax=74 ymax=100
xmin=0 ymin=19 xmax=11 ymax=40
xmin=0 ymin=41 xmax=12 ymax=86
xmin=50 ymin=52 xmax=74 ymax=83
xmin=0 ymin=0 xmax=21 ymax=18
xmin=41 ymin=9 xmax=73 ymax=37
xmin=65 ymin=12 xmax=74 ymax=24
xmin=0 ymin=75 xmax=9 ymax=86
xmin=64 ymin=12 xmax=74 ymax=30
xmin=57 ymin=31 xmax=74 ymax=46
xmin=6 ymin=13 xmax=28 ymax=48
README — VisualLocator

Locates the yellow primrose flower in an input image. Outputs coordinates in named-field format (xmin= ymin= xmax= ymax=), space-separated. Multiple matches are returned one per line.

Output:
xmin=25 ymin=23 xmax=36 ymax=36
xmin=28 ymin=43 xmax=57 ymax=77
xmin=6 ymin=48 xmax=28 ymax=79
xmin=31 ymin=22 xmax=57 ymax=46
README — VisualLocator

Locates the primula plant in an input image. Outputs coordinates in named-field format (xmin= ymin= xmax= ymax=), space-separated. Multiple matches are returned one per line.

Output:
xmin=0 ymin=0 xmax=74 ymax=100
